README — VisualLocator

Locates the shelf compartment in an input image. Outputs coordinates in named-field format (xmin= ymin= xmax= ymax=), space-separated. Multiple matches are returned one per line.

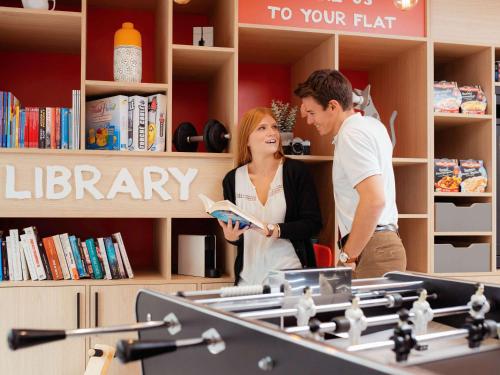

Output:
xmin=85 ymin=80 xmax=168 ymax=98
xmin=239 ymin=24 xmax=333 ymax=65
xmin=172 ymin=45 xmax=234 ymax=80
xmin=171 ymin=45 xmax=235 ymax=154
xmin=434 ymin=42 xmax=493 ymax=116
xmin=173 ymin=0 xmax=235 ymax=48
xmin=171 ymin=218 xmax=234 ymax=280
xmin=0 ymin=217 xmax=168 ymax=280
xmin=339 ymin=35 xmax=428 ymax=159
xmin=86 ymin=0 xmax=168 ymax=84
xmin=434 ymin=124 xmax=493 ymax=193
xmin=238 ymin=25 xmax=336 ymax=157
xmin=0 ymin=6 xmax=81 ymax=53
xmin=394 ymin=164 xmax=427 ymax=215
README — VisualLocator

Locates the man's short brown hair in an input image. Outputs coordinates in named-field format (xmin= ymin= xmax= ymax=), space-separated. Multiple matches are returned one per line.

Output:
xmin=294 ymin=69 xmax=353 ymax=110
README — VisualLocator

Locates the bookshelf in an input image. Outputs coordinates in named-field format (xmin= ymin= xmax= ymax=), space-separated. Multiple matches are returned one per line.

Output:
xmin=1 ymin=0 xmax=500 ymax=374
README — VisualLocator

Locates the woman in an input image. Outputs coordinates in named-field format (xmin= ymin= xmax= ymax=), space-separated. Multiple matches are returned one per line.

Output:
xmin=219 ymin=107 xmax=322 ymax=285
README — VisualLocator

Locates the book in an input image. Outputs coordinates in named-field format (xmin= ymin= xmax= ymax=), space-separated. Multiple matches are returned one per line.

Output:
xmin=198 ymin=193 xmax=265 ymax=230
xmin=128 ymin=95 xmax=147 ymax=151
xmin=69 ymin=235 xmax=89 ymax=278
xmin=20 ymin=234 xmax=38 ymax=281
xmin=112 ymin=232 xmax=133 ymax=278
xmin=113 ymin=242 xmax=126 ymax=278
xmin=52 ymin=234 xmax=71 ymax=279
xmin=23 ymin=227 xmax=47 ymax=280
xmin=147 ymin=94 xmax=166 ymax=152
xmin=103 ymin=236 xmax=121 ymax=279
xmin=60 ymin=233 xmax=79 ymax=280
xmin=85 ymin=238 xmax=103 ymax=280
xmin=42 ymin=237 xmax=63 ymax=280
xmin=97 ymin=237 xmax=112 ymax=280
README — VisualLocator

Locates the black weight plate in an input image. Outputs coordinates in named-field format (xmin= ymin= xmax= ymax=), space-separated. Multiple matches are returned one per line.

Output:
xmin=173 ymin=122 xmax=198 ymax=152
xmin=204 ymin=119 xmax=228 ymax=153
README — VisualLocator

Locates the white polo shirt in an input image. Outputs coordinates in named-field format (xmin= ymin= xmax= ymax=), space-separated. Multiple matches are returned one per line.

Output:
xmin=332 ymin=113 xmax=398 ymax=238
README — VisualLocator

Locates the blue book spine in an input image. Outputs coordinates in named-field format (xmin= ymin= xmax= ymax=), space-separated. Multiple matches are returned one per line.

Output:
xmin=61 ymin=108 xmax=69 ymax=149
xmin=2 ymin=93 xmax=6 ymax=147
xmin=0 ymin=92 xmax=3 ymax=148
xmin=0 ymin=237 xmax=3 ymax=281
xmin=69 ymin=235 xmax=88 ymax=278
xmin=103 ymin=237 xmax=120 ymax=278
xmin=20 ymin=109 xmax=25 ymax=148
xmin=85 ymin=238 xmax=103 ymax=279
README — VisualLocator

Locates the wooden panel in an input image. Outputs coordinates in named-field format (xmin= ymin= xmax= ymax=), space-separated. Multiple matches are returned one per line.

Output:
xmin=399 ymin=218 xmax=428 ymax=273
xmin=239 ymin=24 xmax=333 ymax=65
xmin=89 ymin=283 xmax=196 ymax=375
xmin=0 ymin=286 xmax=86 ymax=375
xmin=434 ymin=113 xmax=493 ymax=129
xmin=0 ymin=151 xmax=233 ymax=217
xmin=370 ymin=42 xmax=428 ymax=158
xmin=156 ymin=0 xmax=169 ymax=84
xmin=430 ymin=0 xmax=500 ymax=45
xmin=85 ymin=80 xmax=168 ymax=97
xmin=394 ymin=164 xmax=427 ymax=214
xmin=0 ymin=7 xmax=81 ymax=53
xmin=339 ymin=34 xmax=426 ymax=71
xmin=172 ymin=45 xmax=234 ymax=80
xmin=291 ymin=36 xmax=336 ymax=157
xmin=213 ymin=0 xmax=235 ymax=48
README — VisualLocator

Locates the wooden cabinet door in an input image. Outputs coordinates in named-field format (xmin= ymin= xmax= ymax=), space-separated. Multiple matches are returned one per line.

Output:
xmin=0 ymin=286 xmax=86 ymax=375
xmin=89 ymin=283 xmax=196 ymax=375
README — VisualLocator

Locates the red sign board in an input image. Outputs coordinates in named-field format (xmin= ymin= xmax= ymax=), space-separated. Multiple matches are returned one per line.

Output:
xmin=239 ymin=0 xmax=426 ymax=37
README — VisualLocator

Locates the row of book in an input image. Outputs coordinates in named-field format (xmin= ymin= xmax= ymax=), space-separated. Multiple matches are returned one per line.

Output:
xmin=86 ymin=94 xmax=166 ymax=152
xmin=0 ymin=227 xmax=133 ymax=281
xmin=0 ymin=90 xmax=82 ymax=149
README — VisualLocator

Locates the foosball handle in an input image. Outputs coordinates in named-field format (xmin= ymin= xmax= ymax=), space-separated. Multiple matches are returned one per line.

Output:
xmin=8 ymin=329 xmax=66 ymax=350
xmin=116 ymin=339 xmax=179 ymax=363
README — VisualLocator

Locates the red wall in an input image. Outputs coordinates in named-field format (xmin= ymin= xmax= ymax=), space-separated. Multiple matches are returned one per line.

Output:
xmin=86 ymin=7 xmax=155 ymax=83
xmin=238 ymin=63 xmax=291 ymax=121
xmin=0 ymin=52 xmax=80 ymax=108
xmin=173 ymin=13 xmax=209 ymax=45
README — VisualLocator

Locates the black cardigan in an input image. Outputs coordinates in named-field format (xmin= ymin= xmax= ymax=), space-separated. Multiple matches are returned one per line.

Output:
xmin=222 ymin=158 xmax=323 ymax=284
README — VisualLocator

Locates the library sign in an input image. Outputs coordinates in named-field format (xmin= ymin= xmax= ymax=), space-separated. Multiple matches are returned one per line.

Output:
xmin=0 ymin=154 xmax=232 ymax=217
xmin=239 ymin=0 xmax=426 ymax=37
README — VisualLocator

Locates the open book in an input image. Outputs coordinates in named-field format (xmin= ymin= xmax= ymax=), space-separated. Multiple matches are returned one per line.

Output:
xmin=199 ymin=193 xmax=265 ymax=230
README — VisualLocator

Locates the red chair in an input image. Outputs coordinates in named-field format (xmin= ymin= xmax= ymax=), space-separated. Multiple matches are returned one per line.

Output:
xmin=313 ymin=243 xmax=333 ymax=267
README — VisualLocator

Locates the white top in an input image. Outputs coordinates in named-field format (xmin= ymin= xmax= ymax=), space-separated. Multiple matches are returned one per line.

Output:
xmin=332 ymin=113 xmax=398 ymax=238
xmin=236 ymin=163 xmax=301 ymax=285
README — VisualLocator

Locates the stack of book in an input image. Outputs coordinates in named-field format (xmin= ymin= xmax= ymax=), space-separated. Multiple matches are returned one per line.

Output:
xmin=0 ymin=90 xmax=81 ymax=150
xmin=0 ymin=227 xmax=133 ymax=281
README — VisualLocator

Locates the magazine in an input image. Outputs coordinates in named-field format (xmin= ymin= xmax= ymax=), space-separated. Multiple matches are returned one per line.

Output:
xmin=198 ymin=194 xmax=265 ymax=230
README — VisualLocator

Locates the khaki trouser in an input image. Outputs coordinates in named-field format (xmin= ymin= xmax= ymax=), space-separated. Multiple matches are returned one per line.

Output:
xmin=348 ymin=231 xmax=407 ymax=279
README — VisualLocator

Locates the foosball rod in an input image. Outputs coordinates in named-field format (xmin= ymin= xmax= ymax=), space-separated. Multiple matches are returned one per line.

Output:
xmin=238 ymin=293 xmax=435 ymax=320
xmin=209 ymin=288 xmax=428 ymax=312
xmin=285 ymin=305 xmax=469 ymax=335
xmin=347 ymin=321 xmax=500 ymax=353
xmin=8 ymin=316 xmax=180 ymax=351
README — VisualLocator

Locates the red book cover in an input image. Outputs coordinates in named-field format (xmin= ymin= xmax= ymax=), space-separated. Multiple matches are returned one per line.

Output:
xmin=55 ymin=107 xmax=61 ymax=149
xmin=42 ymin=236 xmax=63 ymax=280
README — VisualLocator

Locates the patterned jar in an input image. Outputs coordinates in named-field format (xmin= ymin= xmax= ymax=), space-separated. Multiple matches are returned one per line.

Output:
xmin=114 ymin=22 xmax=142 ymax=83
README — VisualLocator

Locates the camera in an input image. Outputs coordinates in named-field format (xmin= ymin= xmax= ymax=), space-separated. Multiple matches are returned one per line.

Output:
xmin=287 ymin=137 xmax=310 ymax=155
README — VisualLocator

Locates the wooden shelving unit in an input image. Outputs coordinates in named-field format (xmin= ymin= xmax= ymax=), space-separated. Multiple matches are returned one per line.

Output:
xmin=1 ymin=1 xmax=499 ymax=373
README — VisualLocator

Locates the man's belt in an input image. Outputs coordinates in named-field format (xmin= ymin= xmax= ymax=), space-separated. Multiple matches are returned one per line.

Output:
xmin=338 ymin=224 xmax=398 ymax=250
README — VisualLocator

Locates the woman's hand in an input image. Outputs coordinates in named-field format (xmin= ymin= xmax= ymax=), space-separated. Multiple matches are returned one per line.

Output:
xmin=218 ymin=219 xmax=248 ymax=242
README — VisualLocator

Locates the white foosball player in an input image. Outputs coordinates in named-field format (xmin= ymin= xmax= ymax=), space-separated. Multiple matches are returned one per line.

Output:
xmin=410 ymin=289 xmax=434 ymax=335
xmin=345 ymin=297 xmax=367 ymax=346
xmin=467 ymin=283 xmax=490 ymax=320
xmin=296 ymin=286 xmax=316 ymax=327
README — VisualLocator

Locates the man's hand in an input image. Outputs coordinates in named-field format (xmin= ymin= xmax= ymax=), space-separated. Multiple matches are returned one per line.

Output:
xmin=218 ymin=219 xmax=248 ymax=242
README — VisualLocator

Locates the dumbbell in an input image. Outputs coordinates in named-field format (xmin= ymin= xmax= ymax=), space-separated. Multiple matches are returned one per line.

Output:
xmin=173 ymin=119 xmax=230 ymax=152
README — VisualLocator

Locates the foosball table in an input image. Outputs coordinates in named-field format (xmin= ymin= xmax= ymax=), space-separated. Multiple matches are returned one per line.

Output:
xmin=8 ymin=269 xmax=500 ymax=374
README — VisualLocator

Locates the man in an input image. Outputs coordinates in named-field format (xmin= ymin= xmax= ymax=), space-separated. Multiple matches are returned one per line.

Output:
xmin=294 ymin=69 xmax=406 ymax=278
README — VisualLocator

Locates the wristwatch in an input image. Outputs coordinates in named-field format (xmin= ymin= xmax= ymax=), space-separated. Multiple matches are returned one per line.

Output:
xmin=339 ymin=251 xmax=356 ymax=264
xmin=266 ymin=224 xmax=276 ymax=237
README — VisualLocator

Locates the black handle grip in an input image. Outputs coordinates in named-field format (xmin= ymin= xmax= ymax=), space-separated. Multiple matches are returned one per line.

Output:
xmin=8 ymin=329 xmax=66 ymax=350
xmin=116 ymin=339 xmax=178 ymax=363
